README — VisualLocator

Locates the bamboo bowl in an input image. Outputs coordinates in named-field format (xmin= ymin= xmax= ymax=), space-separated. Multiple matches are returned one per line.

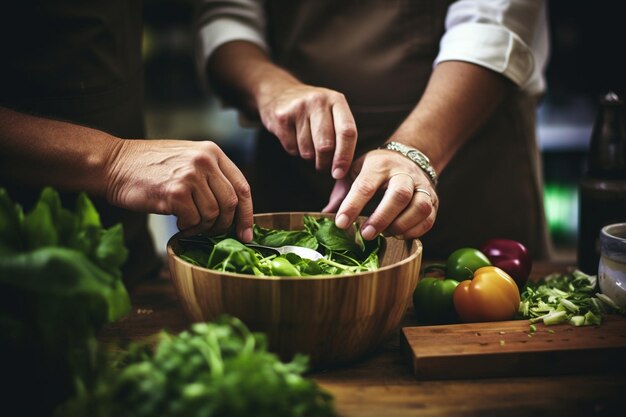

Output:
xmin=167 ymin=212 xmax=422 ymax=368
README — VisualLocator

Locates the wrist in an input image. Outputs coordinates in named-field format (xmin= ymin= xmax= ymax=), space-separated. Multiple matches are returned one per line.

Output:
xmin=101 ymin=136 xmax=129 ymax=204
xmin=379 ymin=141 xmax=438 ymax=186
xmin=253 ymin=66 xmax=301 ymax=108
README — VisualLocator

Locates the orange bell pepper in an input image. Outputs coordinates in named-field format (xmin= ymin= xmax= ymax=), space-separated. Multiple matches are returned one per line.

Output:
xmin=453 ymin=266 xmax=520 ymax=322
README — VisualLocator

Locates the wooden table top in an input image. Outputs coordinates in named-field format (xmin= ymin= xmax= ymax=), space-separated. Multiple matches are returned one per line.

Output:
xmin=99 ymin=261 xmax=625 ymax=417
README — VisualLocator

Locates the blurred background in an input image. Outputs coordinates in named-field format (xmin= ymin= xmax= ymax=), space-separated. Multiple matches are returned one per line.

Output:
xmin=143 ymin=0 xmax=626 ymax=261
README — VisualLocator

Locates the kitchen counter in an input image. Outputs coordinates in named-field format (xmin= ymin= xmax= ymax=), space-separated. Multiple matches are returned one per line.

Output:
xmin=99 ymin=262 xmax=625 ymax=417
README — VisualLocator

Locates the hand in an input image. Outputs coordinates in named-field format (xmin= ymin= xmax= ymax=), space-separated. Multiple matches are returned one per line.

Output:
xmin=104 ymin=139 xmax=254 ymax=241
xmin=257 ymin=82 xmax=357 ymax=179
xmin=322 ymin=150 xmax=438 ymax=240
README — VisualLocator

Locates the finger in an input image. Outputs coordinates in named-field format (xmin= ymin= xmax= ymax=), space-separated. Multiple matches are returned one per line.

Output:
xmin=219 ymin=156 xmax=254 ymax=242
xmin=295 ymin=116 xmax=314 ymax=160
xmin=393 ymin=203 xmax=438 ymax=240
xmin=322 ymin=178 xmax=351 ymax=213
xmin=358 ymin=174 xmax=416 ymax=240
xmin=334 ymin=174 xmax=385 ymax=231
xmin=330 ymin=100 xmax=357 ymax=179
xmin=309 ymin=107 xmax=335 ymax=171
xmin=387 ymin=188 xmax=437 ymax=237
xmin=167 ymin=185 xmax=201 ymax=231
xmin=274 ymin=121 xmax=299 ymax=156
xmin=191 ymin=184 xmax=219 ymax=230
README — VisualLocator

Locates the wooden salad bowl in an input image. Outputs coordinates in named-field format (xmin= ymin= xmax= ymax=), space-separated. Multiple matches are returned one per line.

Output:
xmin=167 ymin=212 xmax=422 ymax=368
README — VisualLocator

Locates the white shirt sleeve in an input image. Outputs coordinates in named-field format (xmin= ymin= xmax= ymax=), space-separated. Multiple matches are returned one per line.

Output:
xmin=194 ymin=0 xmax=267 ymax=82
xmin=434 ymin=0 xmax=549 ymax=96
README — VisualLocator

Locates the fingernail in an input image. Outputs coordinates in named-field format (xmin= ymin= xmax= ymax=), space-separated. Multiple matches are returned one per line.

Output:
xmin=332 ymin=168 xmax=344 ymax=179
xmin=242 ymin=227 xmax=253 ymax=242
xmin=361 ymin=225 xmax=376 ymax=240
xmin=335 ymin=213 xmax=349 ymax=228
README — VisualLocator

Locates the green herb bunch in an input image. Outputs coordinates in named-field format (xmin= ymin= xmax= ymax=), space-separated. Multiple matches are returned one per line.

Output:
xmin=61 ymin=316 xmax=337 ymax=417
xmin=180 ymin=215 xmax=382 ymax=276
xmin=517 ymin=269 xmax=624 ymax=326
xmin=0 ymin=187 xmax=130 ymax=415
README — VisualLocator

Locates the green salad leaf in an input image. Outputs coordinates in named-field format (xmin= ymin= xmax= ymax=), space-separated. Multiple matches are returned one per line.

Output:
xmin=0 ymin=187 xmax=130 ymax=415
xmin=59 ymin=316 xmax=338 ymax=417
xmin=180 ymin=216 xmax=383 ymax=276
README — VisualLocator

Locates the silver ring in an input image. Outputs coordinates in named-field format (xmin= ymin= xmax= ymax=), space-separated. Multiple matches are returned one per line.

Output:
xmin=389 ymin=172 xmax=415 ymax=183
xmin=415 ymin=188 xmax=432 ymax=201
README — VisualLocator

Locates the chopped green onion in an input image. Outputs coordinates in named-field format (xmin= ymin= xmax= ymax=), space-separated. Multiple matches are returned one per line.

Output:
xmin=517 ymin=269 xmax=624 ymax=327
xmin=560 ymin=298 xmax=579 ymax=313
xmin=543 ymin=311 xmax=568 ymax=325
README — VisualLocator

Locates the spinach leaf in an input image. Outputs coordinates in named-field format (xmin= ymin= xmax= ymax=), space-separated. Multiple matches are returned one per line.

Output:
xmin=208 ymin=238 xmax=265 ymax=275
xmin=315 ymin=217 xmax=361 ymax=254
xmin=253 ymin=224 xmax=318 ymax=249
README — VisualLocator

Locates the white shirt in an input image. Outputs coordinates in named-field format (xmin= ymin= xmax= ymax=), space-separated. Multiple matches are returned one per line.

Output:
xmin=195 ymin=0 xmax=549 ymax=96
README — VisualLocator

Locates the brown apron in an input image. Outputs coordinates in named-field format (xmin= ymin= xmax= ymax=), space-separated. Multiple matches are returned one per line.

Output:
xmin=249 ymin=0 xmax=551 ymax=259
xmin=1 ymin=0 xmax=161 ymax=284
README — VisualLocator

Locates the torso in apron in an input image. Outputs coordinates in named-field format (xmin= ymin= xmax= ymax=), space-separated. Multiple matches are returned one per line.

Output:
xmin=1 ymin=0 xmax=160 ymax=283
xmin=250 ymin=0 xmax=551 ymax=259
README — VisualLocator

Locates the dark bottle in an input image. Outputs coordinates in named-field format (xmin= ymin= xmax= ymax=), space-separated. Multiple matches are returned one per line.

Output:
xmin=577 ymin=91 xmax=626 ymax=274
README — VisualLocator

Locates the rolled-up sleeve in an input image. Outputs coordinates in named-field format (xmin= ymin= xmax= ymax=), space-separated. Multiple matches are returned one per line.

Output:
xmin=194 ymin=0 xmax=267 ymax=78
xmin=434 ymin=0 xmax=549 ymax=95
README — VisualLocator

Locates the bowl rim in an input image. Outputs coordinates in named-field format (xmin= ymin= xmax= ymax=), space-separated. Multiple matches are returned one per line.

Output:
xmin=166 ymin=212 xmax=422 ymax=281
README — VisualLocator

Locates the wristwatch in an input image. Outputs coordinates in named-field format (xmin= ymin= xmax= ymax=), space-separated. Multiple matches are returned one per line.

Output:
xmin=378 ymin=141 xmax=438 ymax=186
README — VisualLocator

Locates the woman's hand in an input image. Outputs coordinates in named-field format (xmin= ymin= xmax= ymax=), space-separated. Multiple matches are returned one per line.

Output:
xmin=323 ymin=149 xmax=438 ymax=240
xmin=105 ymin=139 xmax=254 ymax=242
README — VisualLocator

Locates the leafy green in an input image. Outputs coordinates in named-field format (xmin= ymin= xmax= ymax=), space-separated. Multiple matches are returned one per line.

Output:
xmin=0 ymin=187 xmax=130 ymax=415
xmin=517 ymin=269 xmax=624 ymax=326
xmin=59 ymin=316 xmax=338 ymax=417
xmin=180 ymin=216 xmax=383 ymax=276
xmin=253 ymin=224 xmax=318 ymax=250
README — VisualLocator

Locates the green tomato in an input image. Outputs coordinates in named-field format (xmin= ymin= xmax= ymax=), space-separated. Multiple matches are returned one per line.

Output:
xmin=270 ymin=256 xmax=301 ymax=276
xmin=412 ymin=277 xmax=460 ymax=324
xmin=445 ymin=248 xmax=491 ymax=281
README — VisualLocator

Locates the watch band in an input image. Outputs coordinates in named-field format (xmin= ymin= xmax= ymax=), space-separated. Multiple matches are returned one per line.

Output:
xmin=378 ymin=141 xmax=438 ymax=186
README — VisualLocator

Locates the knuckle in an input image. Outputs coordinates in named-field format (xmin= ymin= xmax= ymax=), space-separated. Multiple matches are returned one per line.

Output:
xmin=393 ymin=185 xmax=414 ymax=205
xmin=235 ymin=180 xmax=252 ymax=199
xmin=332 ymin=91 xmax=346 ymax=101
xmin=177 ymin=213 xmax=200 ymax=230
xmin=422 ymin=215 xmax=435 ymax=231
xmin=167 ymin=182 xmax=190 ymax=201
xmin=274 ymin=110 xmax=291 ymax=126
xmin=203 ymin=206 xmax=220 ymax=221
xmin=222 ymin=193 xmax=239 ymax=212
xmin=354 ymin=180 xmax=378 ymax=197
xmin=307 ymin=91 xmax=328 ymax=107
xmin=197 ymin=141 xmax=220 ymax=156
xmin=415 ymin=199 xmax=433 ymax=217
xmin=337 ymin=123 xmax=357 ymax=141
xmin=315 ymin=140 xmax=335 ymax=154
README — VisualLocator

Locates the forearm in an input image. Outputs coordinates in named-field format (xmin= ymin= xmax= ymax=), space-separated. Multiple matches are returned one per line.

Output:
xmin=0 ymin=106 xmax=122 ymax=196
xmin=207 ymin=41 xmax=300 ymax=116
xmin=390 ymin=61 xmax=512 ymax=174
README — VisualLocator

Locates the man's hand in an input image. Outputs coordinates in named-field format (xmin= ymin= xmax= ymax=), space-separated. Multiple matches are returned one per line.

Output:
xmin=105 ymin=139 xmax=254 ymax=242
xmin=257 ymin=81 xmax=357 ymax=179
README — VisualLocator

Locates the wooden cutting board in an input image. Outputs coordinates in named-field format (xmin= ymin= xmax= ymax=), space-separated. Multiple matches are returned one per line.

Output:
xmin=401 ymin=315 xmax=626 ymax=379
